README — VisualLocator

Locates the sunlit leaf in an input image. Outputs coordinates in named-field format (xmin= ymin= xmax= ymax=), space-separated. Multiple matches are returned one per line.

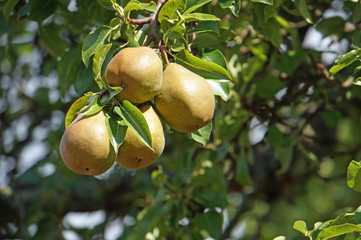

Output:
xmin=4 ymin=0 xmax=20 ymax=21
xmin=93 ymin=43 xmax=112 ymax=83
xmin=82 ymin=26 xmax=112 ymax=67
xmin=207 ymin=79 xmax=231 ymax=101
xmin=175 ymin=50 xmax=232 ymax=80
xmin=183 ymin=13 xmax=220 ymax=23
xmin=316 ymin=223 xmax=361 ymax=240
xmin=184 ymin=0 xmax=212 ymax=15
xmin=347 ymin=160 xmax=361 ymax=192
xmin=106 ymin=111 xmax=127 ymax=153
xmin=158 ymin=0 xmax=185 ymax=23
xmin=329 ymin=48 xmax=361 ymax=76
xmin=79 ymin=95 xmax=105 ymax=115
xmin=251 ymin=0 xmax=273 ymax=4
xmin=114 ymin=101 xmax=152 ymax=150
xmin=191 ymin=121 xmax=212 ymax=146
xmin=124 ymin=1 xmax=156 ymax=14
xmin=219 ymin=0 xmax=242 ymax=16
xmin=65 ymin=92 xmax=94 ymax=128
xmin=293 ymin=220 xmax=308 ymax=235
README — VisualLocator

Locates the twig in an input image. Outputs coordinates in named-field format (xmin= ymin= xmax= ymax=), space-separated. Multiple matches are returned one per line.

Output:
xmin=120 ymin=16 xmax=151 ymax=25
xmin=144 ymin=0 xmax=167 ymax=46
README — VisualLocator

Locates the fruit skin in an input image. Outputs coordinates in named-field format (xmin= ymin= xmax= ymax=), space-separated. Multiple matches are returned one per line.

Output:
xmin=59 ymin=110 xmax=116 ymax=175
xmin=116 ymin=104 xmax=165 ymax=170
xmin=154 ymin=63 xmax=215 ymax=133
xmin=105 ymin=47 xmax=163 ymax=104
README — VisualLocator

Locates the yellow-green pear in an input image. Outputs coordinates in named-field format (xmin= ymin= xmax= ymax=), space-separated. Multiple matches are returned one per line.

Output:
xmin=116 ymin=104 xmax=165 ymax=169
xmin=105 ymin=47 xmax=163 ymax=104
xmin=154 ymin=63 xmax=215 ymax=133
xmin=60 ymin=110 xmax=116 ymax=175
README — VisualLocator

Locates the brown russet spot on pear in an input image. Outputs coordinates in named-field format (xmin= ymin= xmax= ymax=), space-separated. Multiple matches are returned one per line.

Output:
xmin=154 ymin=63 xmax=215 ymax=133
xmin=116 ymin=104 xmax=165 ymax=170
xmin=59 ymin=110 xmax=116 ymax=175
xmin=105 ymin=46 xmax=163 ymax=104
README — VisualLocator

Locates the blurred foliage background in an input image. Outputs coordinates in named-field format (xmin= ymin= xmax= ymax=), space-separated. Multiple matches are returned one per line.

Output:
xmin=2 ymin=0 xmax=361 ymax=239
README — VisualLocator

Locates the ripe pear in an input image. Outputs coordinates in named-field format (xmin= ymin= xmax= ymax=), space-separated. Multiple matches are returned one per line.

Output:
xmin=60 ymin=110 xmax=116 ymax=175
xmin=154 ymin=63 xmax=215 ymax=133
xmin=116 ymin=104 xmax=165 ymax=169
xmin=105 ymin=47 xmax=163 ymax=104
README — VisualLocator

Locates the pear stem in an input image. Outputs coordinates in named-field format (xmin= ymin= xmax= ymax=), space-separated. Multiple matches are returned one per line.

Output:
xmin=160 ymin=45 xmax=169 ymax=65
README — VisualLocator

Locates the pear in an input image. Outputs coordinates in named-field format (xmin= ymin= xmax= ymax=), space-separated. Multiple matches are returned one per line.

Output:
xmin=105 ymin=47 xmax=163 ymax=104
xmin=154 ymin=63 xmax=215 ymax=133
xmin=116 ymin=104 xmax=165 ymax=169
xmin=59 ymin=110 xmax=116 ymax=175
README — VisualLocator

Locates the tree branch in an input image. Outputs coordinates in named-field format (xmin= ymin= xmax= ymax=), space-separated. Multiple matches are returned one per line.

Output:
xmin=144 ymin=0 xmax=167 ymax=46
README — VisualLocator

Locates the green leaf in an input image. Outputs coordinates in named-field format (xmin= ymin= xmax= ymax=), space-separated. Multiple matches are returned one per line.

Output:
xmin=201 ymin=48 xmax=227 ymax=69
xmin=114 ymin=101 xmax=152 ymax=150
xmin=124 ymin=1 xmax=156 ymax=14
xmin=297 ymin=0 xmax=313 ymax=24
xmin=293 ymin=220 xmax=308 ymax=235
xmin=256 ymin=74 xmax=286 ymax=98
xmin=241 ymin=56 xmax=267 ymax=82
xmin=82 ymin=26 xmax=112 ymax=67
xmin=38 ymin=25 xmax=67 ymax=58
xmin=175 ymin=50 xmax=232 ymax=80
xmin=4 ymin=0 xmax=20 ymax=21
xmin=329 ymin=48 xmax=361 ymax=76
xmin=191 ymin=121 xmax=212 ymax=146
xmin=195 ymin=211 xmax=223 ymax=239
xmin=184 ymin=0 xmax=212 ymax=15
xmin=158 ymin=0 xmax=185 ymax=23
xmin=272 ymin=49 xmax=306 ymax=75
xmin=218 ymin=0 xmax=241 ymax=16
xmin=74 ymin=62 xmax=94 ymax=95
xmin=251 ymin=0 xmax=273 ymax=4
xmin=183 ymin=13 xmax=220 ymax=23
xmin=207 ymin=79 xmax=231 ymax=101
xmin=58 ymin=48 xmax=81 ymax=96
xmin=166 ymin=24 xmax=186 ymax=40
xmin=347 ymin=160 xmax=361 ymax=192
xmin=93 ymin=43 xmax=112 ymax=84
xmin=252 ymin=4 xmax=282 ymax=47
xmin=353 ymin=77 xmax=361 ymax=86
xmin=315 ymin=17 xmax=345 ymax=37
xmin=79 ymin=95 xmax=105 ymax=116
xmin=191 ymin=33 xmax=221 ymax=48
xmin=192 ymin=189 xmax=228 ymax=208
xmin=100 ymin=86 xmax=122 ymax=104
xmin=316 ymin=224 xmax=361 ymax=240
xmin=28 ymin=0 xmax=58 ymax=22
xmin=106 ymin=111 xmax=127 ymax=154
xmin=322 ymin=109 xmax=342 ymax=127
xmin=235 ymin=148 xmax=253 ymax=186
xmin=187 ymin=21 xmax=219 ymax=35
xmin=65 ymin=92 xmax=94 ymax=128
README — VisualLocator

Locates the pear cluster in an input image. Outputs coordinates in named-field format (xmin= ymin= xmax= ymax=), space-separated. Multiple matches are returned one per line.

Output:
xmin=60 ymin=46 xmax=215 ymax=175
